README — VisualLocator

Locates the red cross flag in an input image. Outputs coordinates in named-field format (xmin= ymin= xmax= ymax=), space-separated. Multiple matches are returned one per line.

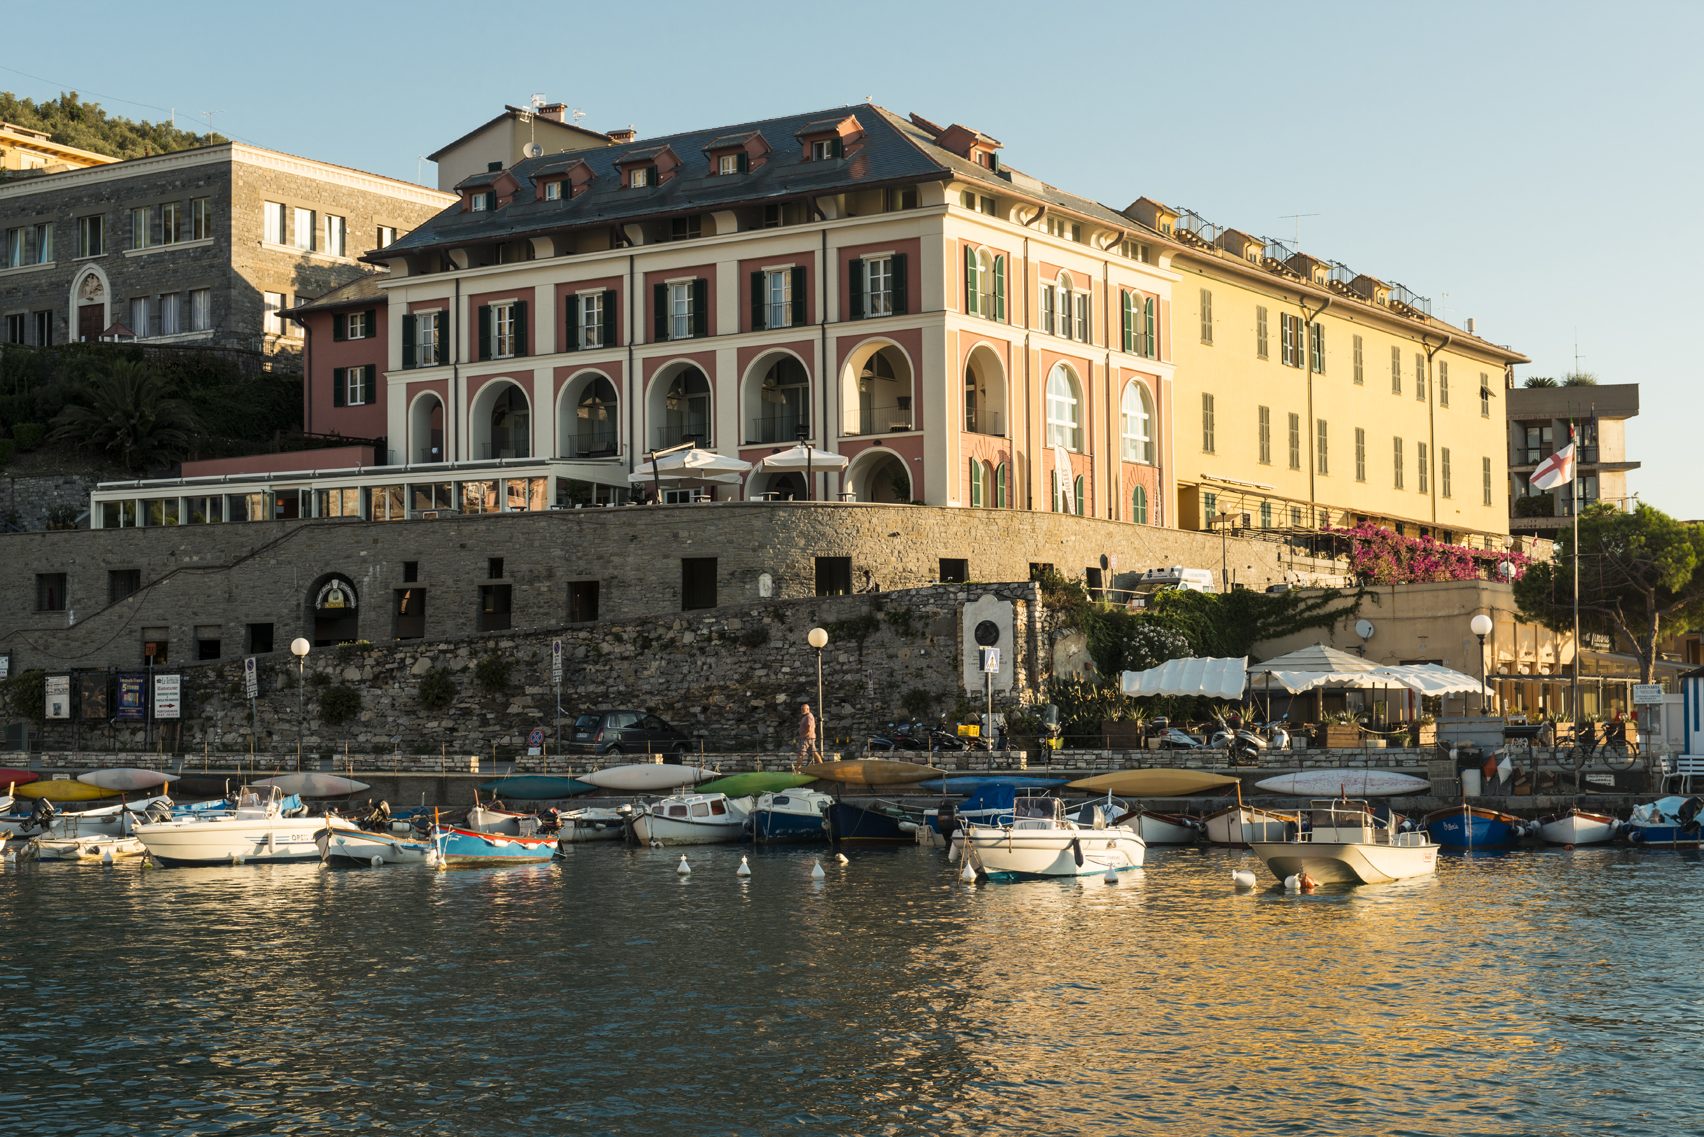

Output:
xmin=1529 ymin=442 xmax=1575 ymax=492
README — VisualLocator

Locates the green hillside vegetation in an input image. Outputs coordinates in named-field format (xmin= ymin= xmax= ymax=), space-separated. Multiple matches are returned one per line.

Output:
xmin=0 ymin=91 xmax=222 ymax=161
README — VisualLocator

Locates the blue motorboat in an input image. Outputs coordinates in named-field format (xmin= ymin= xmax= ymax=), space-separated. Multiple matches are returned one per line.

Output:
xmin=913 ymin=775 xmax=1069 ymax=795
xmin=1421 ymin=804 xmax=1532 ymax=850
xmin=1623 ymin=796 xmax=1703 ymax=847
xmin=927 ymin=783 xmax=1020 ymax=835
xmin=827 ymin=799 xmax=919 ymax=845
xmin=749 ymin=789 xmax=833 ymax=843
xmin=431 ymin=824 xmax=558 ymax=866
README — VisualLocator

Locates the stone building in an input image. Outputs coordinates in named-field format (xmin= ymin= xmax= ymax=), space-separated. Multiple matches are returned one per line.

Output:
xmin=0 ymin=142 xmax=450 ymax=354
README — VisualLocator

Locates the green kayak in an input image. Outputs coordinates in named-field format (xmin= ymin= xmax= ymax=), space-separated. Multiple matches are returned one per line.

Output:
xmin=694 ymin=772 xmax=816 ymax=798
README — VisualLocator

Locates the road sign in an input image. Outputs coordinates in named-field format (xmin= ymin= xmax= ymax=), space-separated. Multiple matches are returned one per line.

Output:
xmin=979 ymin=647 xmax=1001 ymax=674
xmin=552 ymin=639 xmax=563 ymax=684
xmin=155 ymin=674 xmax=182 ymax=720
xmin=1632 ymin=684 xmax=1663 ymax=705
xmin=244 ymin=657 xmax=259 ymax=700
xmin=528 ymin=727 xmax=545 ymax=747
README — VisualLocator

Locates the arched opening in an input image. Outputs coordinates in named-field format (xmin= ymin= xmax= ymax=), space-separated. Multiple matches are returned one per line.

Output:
xmin=1121 ymin=380 xmax=1154 ymax=464
xmin=408 ymin=392 xmax=445 ymax=464
xmin=745 ymin=470 xmax=808 ymax=501
xmin=70 ymin=265 xmax=111 ymax=343
xmin=841 ymin=341 xmax=914 ymax=436
xmin=968 ymin=458 xmax=985 ymax=507
xmin=964 ymin=345 xmax=1006 ymax=435
xmin=846 ymin=447 xmax=911 ymax=504
xmin=742 ymin=352 xmax=810 ymax=444
xmin=1045 ymin=363 xmax=1083 ymax=451
xmin=993 ymin=462 xmax=1008 ymax=508
xmin=1132 ymin=484 xmax=1149 ymax=525
xmin=470 ymin=380 xmax=531 ymax=460
xmin=648 ymin=363 xmax=712 ymax=450
xmin=308 ymin=573 xmax=360 ymax=646
xmin=558 ymin=372 xmax=619 ymax=458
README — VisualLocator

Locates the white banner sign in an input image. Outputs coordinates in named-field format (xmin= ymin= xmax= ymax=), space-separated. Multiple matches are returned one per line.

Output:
xmin=154 ymin=674 xmax=182 ymax=720
xmin=244 ymin=657 xmax=259 ymax=700
xmin=45 ymin=674 xmax=71 ymax=719
xmin=1632 ymin=684 xmax=1663 ymax=706
xmin=552 ymin=639 xmax=563 ymax=684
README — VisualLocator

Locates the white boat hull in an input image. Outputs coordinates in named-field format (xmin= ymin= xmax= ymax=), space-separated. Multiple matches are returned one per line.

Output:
xmin=1204 ymin=807 xmax=1295 ymax=846
xmin=578 ymin=764 xmax=717 ymax=792
xmin=31 ymin=835 xmax=147 ymax=861
xmin=965 ymin=825 xmax=1146 ymax=878
xmin=136 ymin=817 xmax=325 ymax=864
xmin=1255 ymin=770 xmax=1430 ymax=798
xmin=316 ymin=819 xmax=437 ymax=865
xmin=630 ymin=813 xmax=745 ymax=845
xmin=1538 ymin=811 xmax=1619 ymax=846
xmin=467 ymin=805 xmax=535 ymax=836
xmin=1250 ymin=836 xmax=1438 ymax=885
xmin=556 ymin=808 xmax=628 ymax=844
xmin=1132 ymin=812 xmax=1200 ymax=845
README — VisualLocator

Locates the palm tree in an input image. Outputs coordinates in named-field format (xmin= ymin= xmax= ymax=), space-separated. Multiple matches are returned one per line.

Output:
xmin=49 ymin=359 xmax=200 ymax=473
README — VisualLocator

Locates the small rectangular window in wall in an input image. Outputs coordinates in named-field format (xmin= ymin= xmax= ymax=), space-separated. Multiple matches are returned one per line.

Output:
xmin=108 ymin=568 xmax=141 ymax=603
xmin=938 ymin=558 xmax=968 ymax=584
xmin=567 ymin=580 xmax=600 ymax=623
xmin=488 ymin=557 xmax=505 ymax=579
xmin=816 ymin=556 xmax=853 ymax=597
xmin=247 ymin=623 xmax=275 ymax=654
xmin=394 ymin=588 xmax=426 ymax=640
xmin=402 ymin=560 xmax=420 ymax=583
xmin=682 ymin=558 xmax=718 ymax=611
xmin=36 ymin=572 xmax=67 ymax=611
xmin=1028 ymin=563 xmax=1055 ymax=582
xmin=195 ymin=626 xmax=222 ymax=662
xmin=477 ymin=584 xmax=513 ymax=632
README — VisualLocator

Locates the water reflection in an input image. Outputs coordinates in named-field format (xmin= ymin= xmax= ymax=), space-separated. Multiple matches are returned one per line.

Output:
xmin=2 ymin=845 xmax=1702 ymax=1134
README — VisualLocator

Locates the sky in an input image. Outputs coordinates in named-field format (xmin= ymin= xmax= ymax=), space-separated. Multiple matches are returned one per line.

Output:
xmin=6 ymin=0 xmax=1697 ymax=516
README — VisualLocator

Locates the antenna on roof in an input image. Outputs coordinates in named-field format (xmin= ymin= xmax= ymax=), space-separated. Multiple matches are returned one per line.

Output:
xmin=1278 ymin=212 xmax=1319 ymax=247
xmin=530 ymin=93 xmax=546 ymax=109
xmin=571 ymin=108 xmax=586 ymax=124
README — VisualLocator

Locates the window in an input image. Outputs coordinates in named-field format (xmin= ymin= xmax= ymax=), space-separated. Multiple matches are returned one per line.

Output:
xmin=345 ymin=309 xmax=372 ymax=340
xmin=1310 ymin=322 xmax=1325 ymax=373
xmin=77 ymin=214 xmax=104 ymax=256
xmin=263 ymin=201 xmax=285 ymax=244
xmin=1121 ymin=383 xmax=1153 ymax=463
xmin=936 ymin=557 xmax=968 ymax=585
xmin=5 ymin=227 xmax=25 ymax=267
xmin=1415 ymin=352 xmax=1426 ymax=401
xmin=1441 ymin=448 xmax=1453 ymax=498
xmin=1073 ymin=475 xmax=1085 ymax=516
xmin=36 ymin=572 xmax=67 ymax=612
xmin=1120 ymin=291 xmax=1157 ymax=357
xmin=1290 ymin=506 xmax=1302 ymax=528
xmin=1316 ymin=420 xmax=1329 ymax=475
xmin=191 ymin=197 xmax=211 ymax=241
xmin=968 ymin=459 xmax=985 ymax=507
xmin=1438 ymin=361 xmax=1450 ymax=406
xmin=1046 ymin=364 xmax=1082 ymax=451
xmin=1483 ymin=456 xmax=1493 ymax=506
xmin=964 ymin=247 xmax=1005 ymax=321
xmin=333 ymin=365 xmax=376 ymax=407
xmin=557 ymin=579 xmax=599 ymax=624
xmin=161 ymin=201 xmax=180 ymax=245
xmin=1039 ymin=284 xmax=1056 ymax=335
xmin=577 ymin=291 xmax=606 ymax=348
xmin=1131 ymin=484 xmax=1148 ymax=525
xmin=487 ymin=557 xmax=504 ymax=579
xmin=108 ymin=569 xmax=141 ymax=603
xmin=408 ymin=310 xmax=442 ymax=366
xmin=263 ymin=291 xmax=286 ymax=336
xmin=5 ymin=314 xmax=23 ymax=344
xmin=1355 ymin=427 xmax=1367 ymax=482
xmin=1203 ymin=492 xmax=1218 ymax=524
xmin=326 ymin=215 xmax=346 ymax=257
xmin=715 ymin=153 xmax=744 ymax=176
xmin=292 ymin=207 xmax=315 ymax=251
xmin=1199 ymin=288 xmax=1213 ymax=343
xmin=477 ymin=584 xmax=513 ymax=632
xmin=195 ymin=627 xmax=222 ymax=662
xmin=1417 ymin=442 xmax=1429 ymax=493
xmin=1280 ymin=313 xmax=1302 ymax=367
xmin=1257 ymin=405 xmax=1271 ymax=464
xmin=376 ymin=225 xmax=397 ymax=248
xmin=1260 ymin=501 xmax=1273 ymax=529
xmin=629 ymin=166 xmax=652 ymax=188
xmin=1390 ymin=346 xmax=1401 ymax=394
xmin=670 ymin=215 xmax=701 ymax=241
xmin=189 ymin=289 xmax=211 ymax=332
xmin=1352 ymin=334 xmax=1364 ymax=384
xmin=681 ymin=557 xmax=717 ymax=610
xmin=541 ymin=180 xmax=563 ymax=201
xmin=130 ymin=206 xmax=153 ymax=250
xmin=815 ymin=556 xmax=853 ymax=596
xmin=809 ymin=138 xmax=841 ymax=161
xmin=158 ymin=293 xmax=181 ymax=336
xmin=994 ymin=462 xmax=1008 ymax=508
xmin=490 ymin=301 xmax=517 ymax=358
xmin=861 ymin=255 xmax=897 ymax=318
xmin=32 ymin=310 xmax=51 ymax=345
xmin=756 ymin=266 xmax=800 ymax=330
xmin=31 ymin=222 xmax=51 ymax=263
xmin=1201 ymin=392 xmax=1216 ymax=453
xmin=667 ymin=280 xmax=695 ymax=340
xmin=1288 ymin=413 xmax=1301 ymax=470
xmin=1256 ymin=306 xmax=1269 ymax=359
xmin=1480 ymin=373 xmax=1491 ymax=417
xmin=129 ymin=296 xmax=150 ymax=338
xmin=1393 ymin=437 xmax=1405 ymax=489
xmin=1072 ymin=289 xmax=1089 ymax=342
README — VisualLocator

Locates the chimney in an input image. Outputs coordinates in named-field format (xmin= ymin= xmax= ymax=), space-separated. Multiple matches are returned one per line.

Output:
xmin=536 ymin=102 xmax=569 ymax=123
xmin=607 ymin=126 xmax=637 ymax=144
xmin=1466 ymin=317 xmax=1476 ymax=335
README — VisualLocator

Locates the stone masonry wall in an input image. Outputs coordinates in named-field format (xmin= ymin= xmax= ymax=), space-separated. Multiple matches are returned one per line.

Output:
xmin=2 ymin=473 xmax=97 ymax=530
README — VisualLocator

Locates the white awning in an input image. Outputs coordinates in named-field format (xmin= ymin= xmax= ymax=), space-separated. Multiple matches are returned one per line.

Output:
xmin=1251 ymin=644 xmax=1491 ymax=696
xmin=1121 ymin=656 xmax=1249 ymax=699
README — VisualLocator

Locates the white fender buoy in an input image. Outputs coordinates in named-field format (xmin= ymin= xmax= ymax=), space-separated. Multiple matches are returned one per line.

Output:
xmin=102 ymin=850 xmax=115 ymax=865
xmin=959 ymin=857 xmax=978 ymax=883
xmin=1103 ymin=865 xmax=1119 ymax=884
xmin=1232 ymin=870 xmax=1257 ymax=890
xmin=424 ymin=848 xmax=439 ymax=865
xmin=231 ymin=854 xmax=245 ymax=866
xmin=810 ymin=860 xmax=826 ymax=880
xmin=1283 ymin=873 xmax=1301 ymax=892
xmin=947 ymin=841 xmax=959 ymax=863
xmin=677 ymin=855 xmax=691 ymax=875
xmin=834 ymin=852 xmax=848 ymax=865
xmin=369 ymin=855 xmax=384 ymax=868
xmin=736 ymin=855 xmax=751 ymax=878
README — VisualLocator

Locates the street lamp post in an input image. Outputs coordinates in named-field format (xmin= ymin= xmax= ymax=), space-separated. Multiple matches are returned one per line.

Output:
xmin=1470 ymin=613 xmax=1493 ymax=715
xmin=290 ymin=636 xmax=311 ymax=771
xmin=807 ymin=627 xmax=829 ymax=755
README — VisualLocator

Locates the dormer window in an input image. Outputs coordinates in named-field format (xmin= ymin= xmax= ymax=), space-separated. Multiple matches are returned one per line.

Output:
xmin=629 ymin=166 xmax=653 ymax=189
xmin=469 ymin=191 xmax=492 ymax=212
xmin=543 ymin=181 xmax=562 ymax=201
xmin=717 ymin=153 xmax=746 ymax=175
xmin=809 ymin=138 xmax=842 ymax=161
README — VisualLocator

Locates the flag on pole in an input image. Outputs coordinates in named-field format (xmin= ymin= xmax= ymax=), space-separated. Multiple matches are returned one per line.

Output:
xmin=1530 ymin=442 xmax=1575 ymax=492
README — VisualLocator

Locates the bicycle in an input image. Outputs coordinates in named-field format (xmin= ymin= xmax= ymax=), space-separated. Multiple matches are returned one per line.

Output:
xmin=1551 ymin=722 xmax=1639 ymax=772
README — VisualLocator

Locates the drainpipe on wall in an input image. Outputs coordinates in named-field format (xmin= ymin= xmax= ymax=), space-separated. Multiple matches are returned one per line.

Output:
xmin=450 ymin=272 xmax=462 ymax=462
xmin=1299 ymin=294 xmax=1332 ymax=523
xmin=627 ymin=252 xmax=637 ymax=480
xmin=1103 ymin=255 xmax=1113 ymax=520
xmin=819 ymin=226 xmax=830 ymax=502
xmin=1021 ymin=235 xmax=1032 ymax=511
xmin=1423 ymin=333 xmax=1453 ymax=530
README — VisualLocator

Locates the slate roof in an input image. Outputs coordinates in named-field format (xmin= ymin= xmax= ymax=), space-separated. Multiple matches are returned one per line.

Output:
xmin=281 ymin=272 xmax=386 ymax=317
xmin=370 ymin=103 xmax=1146 ymax=263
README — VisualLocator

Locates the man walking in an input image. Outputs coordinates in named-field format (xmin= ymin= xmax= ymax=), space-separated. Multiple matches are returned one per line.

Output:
xmin=796 ymin=702 xmax=820 ymax=768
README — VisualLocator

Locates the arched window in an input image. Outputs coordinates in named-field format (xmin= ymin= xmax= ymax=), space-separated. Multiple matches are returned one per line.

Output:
xmin=982 ymin=461 xmax=994 ymax=509
xmin=1045 ymin=363 xmax=1082 ymax=451
xmin=994 ymin=462 xmax=1008 ymax=508
xmin=1132 ymin=484 xmax=1148 ymax=525
xmin=1121 ymin=381 xmax=1154 ymax=464
xmin=968 ymin=458 xmax=984 ymax=507
xmin=1073 ymin=474 xmax=1085 ymax=516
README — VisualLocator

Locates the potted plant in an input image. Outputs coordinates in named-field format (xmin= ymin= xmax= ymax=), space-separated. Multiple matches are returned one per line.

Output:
xmin=1320 ymin=711 xmax=1361 ymax=749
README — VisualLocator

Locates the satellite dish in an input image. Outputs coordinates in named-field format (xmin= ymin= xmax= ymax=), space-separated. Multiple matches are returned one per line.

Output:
xmin=524 ymin=142 xmax=544 ymax=159
xmin=1354 ymin=619 xmax=1376 ymax=642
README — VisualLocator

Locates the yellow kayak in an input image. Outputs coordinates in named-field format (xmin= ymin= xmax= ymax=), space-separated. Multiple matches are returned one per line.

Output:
xmin=802 ymin=759 xmax=942 ymax=787
xmin=15 ymin=779 xmax=113 ymax=802
xmin=1067 ymin=769 xmax=1241 ymax=797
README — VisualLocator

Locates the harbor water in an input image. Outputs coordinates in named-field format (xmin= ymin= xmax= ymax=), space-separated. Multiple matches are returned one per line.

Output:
xmin=3 ymin=844 xmax=1701 ymax=1136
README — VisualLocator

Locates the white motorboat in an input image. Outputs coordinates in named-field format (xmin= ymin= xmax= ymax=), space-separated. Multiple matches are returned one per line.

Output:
xmin=556 ymin=805 xmax=630 ymax=844
xmin=315 ymin=816 xmax=438 ymax=865
xmin=134 ymin=786 xmax=323 ymax=866
xmin=1126 ymin=809 xmax=1203 ymax=845
xmin=1536 ymin=808 xmax=1620 ymax=846
xmin=750 ymin=789 xmax=835 ymax=843
xmin=0 ymin=795 xmax=170 ymax=838
xmin=1250 ymin=800 xmax=1438 ymax=885
xmin=467 ymin=803 xmax=538 ymax=836
xmin=962 ymin=796 xmax=1145 ymax=880
xmin=1203 ymin=804 xmax=1299 ymax=846
xmin=31 ymin=835 xmax=147 ymax=862
xmin=630 ymin=792 xmax=751 ymax=845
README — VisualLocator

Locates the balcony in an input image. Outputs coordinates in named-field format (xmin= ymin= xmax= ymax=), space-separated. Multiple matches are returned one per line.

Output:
xmin=964 ymin=409 xmax=1003 ymax=436
xmin=844 ymin=399 xmax=912 ymax=437
xmin=746 ymin=413 xmax=809 ymax=446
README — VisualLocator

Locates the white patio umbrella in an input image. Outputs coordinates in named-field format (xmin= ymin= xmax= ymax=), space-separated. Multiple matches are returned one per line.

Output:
xmin=757 ymin=443 xmax=849 ymax=501
xmin=1121 ymin=656 xmax=1249 ymax=699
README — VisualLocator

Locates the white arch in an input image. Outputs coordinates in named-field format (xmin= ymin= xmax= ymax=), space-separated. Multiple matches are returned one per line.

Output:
xmin=1045 ymin=362 xmax=1083 ymax=452
xmin=68 ymin=263 xmax=112 ymax=342
xmin=406 ymin=390 xmax=446 ymax=464
xmin=844 ymin=446 xmax=912 ymax=504
xmin=1120 ymin=379 xmax=1155 ymax=464
xmin=468 ymin=377 xmax=532 ymax=461
xmin=646 ymin=360 xmax=713 ymax=451
xmin=740 ymin=348 xmax=812 ymax=445
xmin=557 ymin=369 xmax=620 ymax=458
xmin=839 ymin=337 xmax=915 ymax=436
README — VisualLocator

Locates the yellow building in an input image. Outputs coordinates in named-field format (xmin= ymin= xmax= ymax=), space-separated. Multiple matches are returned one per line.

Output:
xmin=0 ymin=120 xmax=115 ymax=175
xmin=1125 ymin=199 xmax=1527 ymax=548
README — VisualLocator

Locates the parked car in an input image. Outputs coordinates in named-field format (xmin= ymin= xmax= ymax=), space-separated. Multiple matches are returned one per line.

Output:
xmin=568 ymin=709 xmax=695 ymax=756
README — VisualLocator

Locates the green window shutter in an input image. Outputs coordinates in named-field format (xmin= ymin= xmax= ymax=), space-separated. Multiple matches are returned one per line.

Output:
xmin=401 ymin=314 xmax=416 ymax=369
xmin=891 ymin=253 xmax=908 ymax=315
xmin=513 ymin=300 xmax=527 ymax=356
xmin=750 ymin=270 xmax=766 ymax=331
xmin=969 ymin=459 xmax=982 ymax=508
xmin=331 ymin=368 xmax=346 ymax=407
xmin=831 ymin=137 xmax=844 ymax=158
xmin=565 ymin=296 xmax=580 ymax=351
xmin=477 ymin=305 xmax=492 ymax=361
xmin=602 ymin=290 xmax=618 ymax=346
xmin=652 ymin=282 xmax=668 ymax=341
xmin=363 ymin=365 xmax=376 ymax=402
xmin=691 ymin=278 xmax=708 ymax=338
xmin=992 ymin=256 xmax=1006 ymax=322
xmin=364 ymin=308 xmax=377 ymax=332
xmin=963 ymin=246 xmax=977 ymax=313
xmin=1143 ymin=297 xmax=1156 ymax=358
xmin=791 ymin=265 xmax=807 ymax=325
xmin=1121 ymin=291 xmax=1133 ymax=353
xmin=847 ymin=259 xmax=865 ymax=320
xmin=332 ymin=312 xmax=347 ymax=341
xmin=737 ymin=152 xmax=749 ymax=173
